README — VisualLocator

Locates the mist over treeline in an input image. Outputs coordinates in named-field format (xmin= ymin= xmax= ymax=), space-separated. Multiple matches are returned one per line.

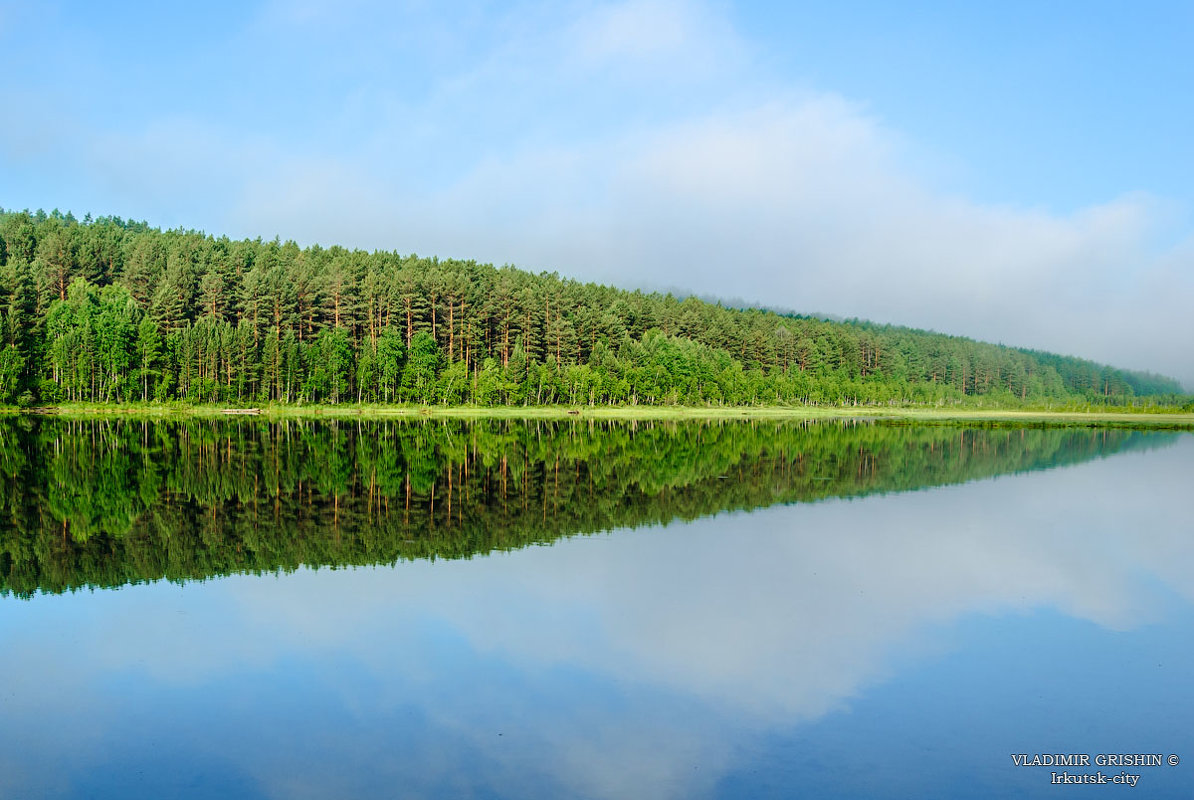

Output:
xmin=0 ymin=208 xmax=1186 ymax=408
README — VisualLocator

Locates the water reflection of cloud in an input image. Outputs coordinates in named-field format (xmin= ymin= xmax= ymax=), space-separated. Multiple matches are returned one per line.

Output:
xmin=1 ymin=436 xmax=1190 ymax=798
xmin=216 ymin=437 xmax=1194 ymax=719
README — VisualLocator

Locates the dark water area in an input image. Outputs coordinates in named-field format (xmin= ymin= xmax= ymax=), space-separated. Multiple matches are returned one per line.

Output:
xmin=1 ymin=418 xmax=1191 ymax=798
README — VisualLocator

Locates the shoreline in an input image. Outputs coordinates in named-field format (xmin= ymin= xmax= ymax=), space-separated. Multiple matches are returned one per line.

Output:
xmin=4 ymin=403 xmax=1192 ymax=428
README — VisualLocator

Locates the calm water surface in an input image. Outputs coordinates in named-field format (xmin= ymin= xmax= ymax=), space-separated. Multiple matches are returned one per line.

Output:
xmin=1 ymin=419 xmax=1191 ymax=798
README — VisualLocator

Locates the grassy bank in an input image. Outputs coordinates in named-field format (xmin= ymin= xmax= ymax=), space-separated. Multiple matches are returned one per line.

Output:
xmin=3 ymin=402 xmax=1193 ymax=429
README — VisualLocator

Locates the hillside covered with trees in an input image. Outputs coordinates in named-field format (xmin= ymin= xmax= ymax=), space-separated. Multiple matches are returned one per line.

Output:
xmin=0 ymin=208 xmax=1186 ymax=408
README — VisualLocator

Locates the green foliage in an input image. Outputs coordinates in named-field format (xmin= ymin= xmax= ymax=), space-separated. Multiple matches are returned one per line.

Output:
xmin=0 ymin=208 xmax=1188 ymax=409
xmin=0 ymin=417 xmax=1170 ymax=597
xmin=135 ymin=316 xmax=162 ymax=401
xmin=0 ymin=344 xmax=24 ymax=402
xmin=401 ymin=331 xmax=440 ymax=404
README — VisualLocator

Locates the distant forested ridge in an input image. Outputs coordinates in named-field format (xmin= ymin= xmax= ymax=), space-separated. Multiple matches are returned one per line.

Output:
xmin=0 ymin=208 xmax=1186 ymax=408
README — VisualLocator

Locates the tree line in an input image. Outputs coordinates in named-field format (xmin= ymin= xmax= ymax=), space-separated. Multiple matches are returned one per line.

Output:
xmin=0 ymin=416 xmax=1166 ymax=596
xmin=0 ymin=207 xmax=1187 ymax=408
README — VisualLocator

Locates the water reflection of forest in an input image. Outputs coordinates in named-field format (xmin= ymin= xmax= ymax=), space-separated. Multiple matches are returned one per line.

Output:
xmin=0 ymin=417 xmax=1172 ymax=597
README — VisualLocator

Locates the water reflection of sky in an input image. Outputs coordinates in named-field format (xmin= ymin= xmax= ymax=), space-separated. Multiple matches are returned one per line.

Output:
xmin=2 ymin=436 xmax=1192 ymax=799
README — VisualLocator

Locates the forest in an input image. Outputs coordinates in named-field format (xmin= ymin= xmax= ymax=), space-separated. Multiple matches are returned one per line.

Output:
xmin=0 ymin=416 xmax=1167 ymax=597
xmin=0 ymin=208 xmax=1187 ymax=409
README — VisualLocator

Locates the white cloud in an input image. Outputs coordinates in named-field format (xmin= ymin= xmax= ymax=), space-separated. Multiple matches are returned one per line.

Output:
xmin=569 ymin=0 xmax=745 ymax=78
xmin=6 ymin=0 xmax=1191 ymax=386
xmin=577 ymin=0 xmax=696 ymax=60
xmin=225 ymin=1 xmax=1194 ymax=384
xmin=368 ymin=93 xmax=1192 ymax=385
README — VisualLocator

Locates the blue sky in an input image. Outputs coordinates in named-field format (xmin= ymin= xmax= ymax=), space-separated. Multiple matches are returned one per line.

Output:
xmin=1 ymin=1 xmax=1191 ymax=385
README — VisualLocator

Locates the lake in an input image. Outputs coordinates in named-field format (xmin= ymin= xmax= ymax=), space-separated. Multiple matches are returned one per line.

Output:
xmin=1 ymin=417 xmax=1191 ymax=798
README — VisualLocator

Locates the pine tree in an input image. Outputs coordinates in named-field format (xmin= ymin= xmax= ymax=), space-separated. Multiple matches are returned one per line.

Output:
xmin=134 ymin=317 xmax=161 ymax=401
